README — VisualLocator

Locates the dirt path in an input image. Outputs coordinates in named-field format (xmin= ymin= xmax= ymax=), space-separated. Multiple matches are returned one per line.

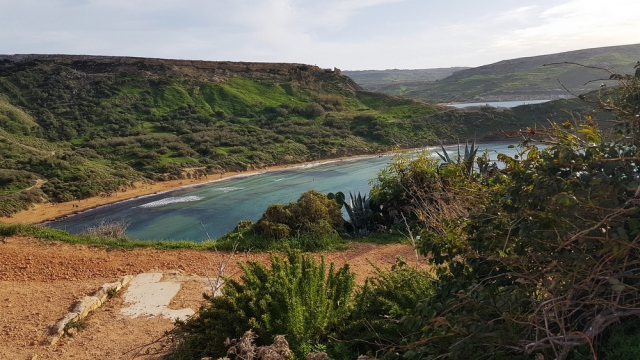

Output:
xmin=26 ymin=178 xmax=48 ymax=191
xmin=0 ymin=235 xmax=424 ymax=359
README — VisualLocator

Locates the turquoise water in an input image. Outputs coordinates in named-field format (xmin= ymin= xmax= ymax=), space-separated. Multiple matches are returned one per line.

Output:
xmin=449 ymin=100 xmax=551 ymax=108
xmin=47 ymin=143 xmax=519 ymax=241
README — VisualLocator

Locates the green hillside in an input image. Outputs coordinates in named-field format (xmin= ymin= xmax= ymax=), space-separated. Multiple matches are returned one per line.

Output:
xmin=0 ymin=56 xmax=466 ymax=216
xmin=347 ymin=43 xmax=640 ymax=102
xmin=0 ymin=55 xmax=607 ymax=216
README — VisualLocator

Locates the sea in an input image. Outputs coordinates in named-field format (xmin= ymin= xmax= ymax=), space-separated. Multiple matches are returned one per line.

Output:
xmin=448 ymin=99 xmax=551 ymax=108
xmin=46 ymin=142 xmax=522 ymax=241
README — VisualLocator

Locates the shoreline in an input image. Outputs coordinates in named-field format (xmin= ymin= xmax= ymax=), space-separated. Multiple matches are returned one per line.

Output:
xmin=0 ymin=150 xmax=404 ymax=225
xmin=0 ymin=140 xmax=516 ymax=226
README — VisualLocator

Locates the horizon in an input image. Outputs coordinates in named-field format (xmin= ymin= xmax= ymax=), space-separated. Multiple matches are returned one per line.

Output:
xmin=4 ymin=41 xmax=639 ymax=72
xmin=1 ymin=1 xmax=639 ymax=70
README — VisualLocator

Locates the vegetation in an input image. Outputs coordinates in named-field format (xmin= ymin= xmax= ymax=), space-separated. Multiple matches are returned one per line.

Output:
xmin=80 ymin=220 xmax=129 ymax=239
xmin=4 ymin=54 xmax=639 ymax=360
xmin=211 ymin=190 xmax=348 ymax=252
xmin=328 ymin=191 xmax=382 ymax=236
xmin=348 ymin=64 xmax=640 ymax=360
xmin=0 ymin=222 xmax=222 ymax=250
xmin=0 ymin=55 xmax=596 ymax=217
xmin=253 ymin=190 xmax=344 ymax=240
xmin=168 ymin=64 xmax=640 ymax=360
xmin=169 ymin=252 xmax=355 ymax=359
xmin=331 ymin=258 xmax=435 ymax=359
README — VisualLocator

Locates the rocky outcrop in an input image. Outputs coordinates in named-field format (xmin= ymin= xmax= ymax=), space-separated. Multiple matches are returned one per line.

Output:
xmin=49 ymin=275 xmax=134 ymax=345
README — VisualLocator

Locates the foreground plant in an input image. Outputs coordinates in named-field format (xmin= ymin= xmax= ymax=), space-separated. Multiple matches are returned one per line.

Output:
xmin=169 ymin=252 xmax=354 ymax=359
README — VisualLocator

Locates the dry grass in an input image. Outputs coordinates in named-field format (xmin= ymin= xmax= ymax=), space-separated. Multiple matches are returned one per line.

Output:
xmin=81 ymin=220 xmax=129 ymax=239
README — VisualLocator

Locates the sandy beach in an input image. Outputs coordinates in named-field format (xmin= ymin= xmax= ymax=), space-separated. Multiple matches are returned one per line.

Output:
xmin=0 ymin=152 xmax=401 ymax=225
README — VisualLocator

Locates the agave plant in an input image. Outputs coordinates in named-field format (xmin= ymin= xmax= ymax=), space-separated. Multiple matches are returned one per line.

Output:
xmin=435 ymin=139 xmax=479 ymax=178
xmin=327 ymin=191 xmax=377 ymax=235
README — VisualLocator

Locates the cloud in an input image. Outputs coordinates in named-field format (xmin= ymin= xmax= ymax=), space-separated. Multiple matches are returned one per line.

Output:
xmin=295 ymin=0 xmax=408 ymax=29
xmin=1 ymin=0 xmax=638 ymax=69
xmin=489 ymin=0 xmax=640 ymax=56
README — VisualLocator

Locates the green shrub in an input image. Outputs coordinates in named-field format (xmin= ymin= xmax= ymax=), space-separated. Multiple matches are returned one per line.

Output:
xmin=601 ymin=318 xmax=640 ymax=360
xmin=253 ymin=190 xmax=344 ymax=239
xmin=296 ymin=102 xmax=325 ymax=118
xmin=330 ymin=258 xmax=435 ymax=359
xmin=253 ymin=220 xmax=290 ymax=240
xmin=316 ymin=94 xmax=345 ymax=111
xmin=169 ymin=252 xmax=355 ymax=359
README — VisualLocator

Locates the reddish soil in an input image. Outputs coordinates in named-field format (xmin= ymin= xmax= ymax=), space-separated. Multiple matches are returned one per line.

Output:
xmin=0 ymin=235 xmax=424 ymax=359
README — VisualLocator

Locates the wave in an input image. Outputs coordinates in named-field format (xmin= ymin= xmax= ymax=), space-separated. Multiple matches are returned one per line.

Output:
xmin=295 ymin=160 xmax=341 ymax=169
xmin=138 ymin=196 xmax=204 ymax=208
xmin=212 ymin=187 xmax=244 ymax=193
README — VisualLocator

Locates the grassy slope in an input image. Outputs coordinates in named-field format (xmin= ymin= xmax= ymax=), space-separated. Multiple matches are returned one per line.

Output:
xmin=347 ymin=43 xmax=640 ymax=102
xmin=0 ymin=55 xmax=603 ymax=216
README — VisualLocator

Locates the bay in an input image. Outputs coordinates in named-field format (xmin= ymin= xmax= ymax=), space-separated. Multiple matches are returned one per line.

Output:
xmin=46 ymin=143 xmax=520 ymax=241
xmin=449 ymin=99 xmax=551 ymax=108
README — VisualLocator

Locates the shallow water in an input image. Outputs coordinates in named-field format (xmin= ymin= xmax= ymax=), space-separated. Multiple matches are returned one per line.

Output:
xmin=47 ymin=143 xmax=519 ymax=241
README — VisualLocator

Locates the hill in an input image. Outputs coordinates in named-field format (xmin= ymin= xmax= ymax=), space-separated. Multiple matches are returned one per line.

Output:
xmin=0 ymin=55 xmax=524 ymax=217
xmin=0 ymin=55 xmax=608 ymax=217
xmin=346 ymin=43 xmax=640 ymax=103
xmin=342 ymin=67 xmax=470 ymax=93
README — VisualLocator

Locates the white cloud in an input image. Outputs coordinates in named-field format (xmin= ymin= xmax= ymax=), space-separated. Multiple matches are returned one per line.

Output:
xmin=0 ymin=0 xmax=639 ymax=69
xmin=296 ymin=0 xmax=408 ymax=29
xmin=490 ymin=0 xmax=640 ymax=56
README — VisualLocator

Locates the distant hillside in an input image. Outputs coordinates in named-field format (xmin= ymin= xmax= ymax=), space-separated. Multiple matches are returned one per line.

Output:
xmin=346 ymin=43 xmax=640 ymax=103
xmin=342 ymin=67 xmax=470 ymax=92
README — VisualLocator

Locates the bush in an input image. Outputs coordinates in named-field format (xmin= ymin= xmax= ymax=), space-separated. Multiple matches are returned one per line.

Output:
xmin=331 ymin=258 xmax=435 ymax=359
xmin=169 ymin=252 xmax=355 ymax=359
xmin=81 ymin=220 xmax=129 ymax=239
xmin=316 ymin=94 xmax=345 ymax=111
xmin=296 ymin=103 xmax=325 ymax=118
xmin=600 ymin=318 xmax=640 ymax=360
xmin=253 ymin=190 xmax=344 ymax=239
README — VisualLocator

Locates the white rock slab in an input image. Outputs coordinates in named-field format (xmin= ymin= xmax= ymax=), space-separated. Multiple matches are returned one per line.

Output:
xmin=120 ymin=272 xmax=194 ymax=321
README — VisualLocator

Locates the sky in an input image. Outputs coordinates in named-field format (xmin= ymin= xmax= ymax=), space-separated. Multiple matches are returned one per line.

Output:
xmin=1 ymin=0 xmax=639 ymax=70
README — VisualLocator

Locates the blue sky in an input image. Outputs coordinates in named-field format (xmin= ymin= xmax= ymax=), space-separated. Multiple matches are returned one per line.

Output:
xmin=1 ymin=0 xmax=639 ymax=70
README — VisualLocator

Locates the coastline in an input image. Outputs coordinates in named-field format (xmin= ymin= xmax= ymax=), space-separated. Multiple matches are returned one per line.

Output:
xmin=0 ymin=151 xmax=403 ymax=225
xmin=0 ymin=140 xmax=517 ymax=226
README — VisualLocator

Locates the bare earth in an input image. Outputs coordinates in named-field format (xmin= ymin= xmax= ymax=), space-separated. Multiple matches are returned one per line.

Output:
xmin=0 ymin=235 xmax=424 ymax=359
